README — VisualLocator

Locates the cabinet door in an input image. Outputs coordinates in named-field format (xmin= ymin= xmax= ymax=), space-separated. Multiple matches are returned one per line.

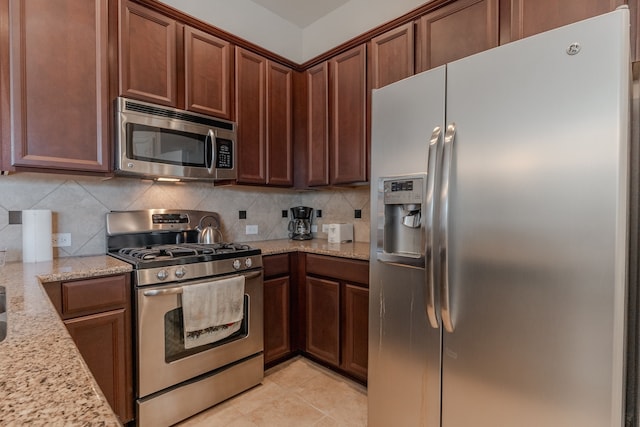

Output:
xmin=507 ymin=0 xmax=621 ymax=41
xmin=306 ymin=62 xmax=330 ymax=186
xmin=8 ymin=0 xmax=110 ymax=172
xmin=266 ymin=62 xmax=293 ymax=185
xmin=416 ymin=0 xmax=499 ymax=73
xmin=119 ymin=0 xmax=177 ymax=106
xmin=342 ymin=283 xmax=369 ymax=382
xmin=264 ymin=276 xmax=291 ymax=364
xmin=329 ymin=44 xmax=368 ymax=184
xmin=235 ymin=47 xmax=267 ymax=184
xmin=370 ymin=22 xmax=415 ymax=89
xmin=306 ymin=276 xmax=340 ymax=366
xmin=184 ymin=26 xmax=233 ymax=119
xmin=65 ymin=309 xmax=132 ymax=423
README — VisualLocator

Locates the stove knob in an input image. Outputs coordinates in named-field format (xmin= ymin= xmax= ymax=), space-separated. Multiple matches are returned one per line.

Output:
xmin=232 ymin=259 xmax=241 ymax=270
xmin=157 ymin=270 xmax=169 ymax=281
xmin=175 ymin=267 xmax=186 ymax=279
xmin=244 ymin=258 xmax=252 ymax=268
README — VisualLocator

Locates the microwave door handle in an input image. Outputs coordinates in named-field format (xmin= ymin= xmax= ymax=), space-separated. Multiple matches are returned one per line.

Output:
xmin=205 ymin=129 xmax=215 ymax=175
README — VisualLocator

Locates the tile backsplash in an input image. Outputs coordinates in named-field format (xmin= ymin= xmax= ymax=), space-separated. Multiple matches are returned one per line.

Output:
xmin=0 ymin=172 xmax=370 ymax=262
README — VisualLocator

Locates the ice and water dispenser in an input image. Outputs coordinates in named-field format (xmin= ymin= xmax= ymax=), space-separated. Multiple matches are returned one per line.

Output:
xmin=377 ymin=174 xmax=428 ymax=268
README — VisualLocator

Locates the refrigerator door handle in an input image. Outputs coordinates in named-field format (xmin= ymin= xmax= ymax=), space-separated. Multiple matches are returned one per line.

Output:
xmin=440 ymin=123 xmax=456 ymax=333
xmin=425 ymin=126 xmax=442 ymax=329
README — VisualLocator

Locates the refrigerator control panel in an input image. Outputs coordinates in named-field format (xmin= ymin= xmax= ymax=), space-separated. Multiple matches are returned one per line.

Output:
xmin=383 ymin=178 xmax=424 ymax=205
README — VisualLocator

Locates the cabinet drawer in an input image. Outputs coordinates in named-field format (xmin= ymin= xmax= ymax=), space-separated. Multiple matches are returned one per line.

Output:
xmin=306 ymin=254 xmax=369 ymax=286
xmin=62 ymin=275 xmax=128 ymax=317
xmin=263 ymin=253 xmax=290 ymax=278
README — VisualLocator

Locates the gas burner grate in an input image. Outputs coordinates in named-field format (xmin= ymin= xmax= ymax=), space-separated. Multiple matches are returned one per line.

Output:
xmin=118 ymin=243 xmax=254 ymax=260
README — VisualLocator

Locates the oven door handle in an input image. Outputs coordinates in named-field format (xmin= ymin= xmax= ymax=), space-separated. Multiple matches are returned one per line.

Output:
xmin=142 ymin=271 xmax=263 ymax=297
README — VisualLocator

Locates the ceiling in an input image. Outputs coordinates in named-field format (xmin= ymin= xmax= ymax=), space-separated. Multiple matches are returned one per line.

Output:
xmin=249 ymin=0 xmax=351 ymax=28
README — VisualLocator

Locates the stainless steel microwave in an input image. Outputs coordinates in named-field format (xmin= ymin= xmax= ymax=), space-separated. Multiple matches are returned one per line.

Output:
xmin=115 ymin=97 xmax=237 ymax=181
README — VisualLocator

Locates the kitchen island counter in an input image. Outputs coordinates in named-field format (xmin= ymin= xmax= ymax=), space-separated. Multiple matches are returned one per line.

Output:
xmin=250 ymin=239 xmax=370 ymax=261
xmin=0 ymin=256 xmax=131 ymax=426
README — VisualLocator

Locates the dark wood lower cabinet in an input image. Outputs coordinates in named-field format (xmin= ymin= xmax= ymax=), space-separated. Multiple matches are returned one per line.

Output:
xmin=64 ymin=309 xmax=129 ymax=419
xmin=305 ymin=276 xmax=341 ymax=366
xmin=42 ymin=274 xmax=133 ymax=424
xmin=342 ymin=283 xmax=369 ymax=381
xmin=264 ymin=275 xmax=291 ymax=364
xmin=304 ymin=254 xmax=369 ymax=383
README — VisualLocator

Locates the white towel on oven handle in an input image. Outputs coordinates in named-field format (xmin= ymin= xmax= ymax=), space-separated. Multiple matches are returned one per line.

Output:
xmin=181 ymin=275 xmax=245 ymax=349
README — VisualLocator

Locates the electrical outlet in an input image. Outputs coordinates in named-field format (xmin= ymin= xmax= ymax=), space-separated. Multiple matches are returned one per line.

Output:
xmin=52 ymin=233 xmax=71 ymax=247
xmin=322 ymin=224 xmax=329 ymax=233
xmin=311 ymin=225 xmax=318 ymax=233
xmin=355 ymin=209 xmax=362 ymax=219
xmin=245 ymin=225 xmax=258 ymax=235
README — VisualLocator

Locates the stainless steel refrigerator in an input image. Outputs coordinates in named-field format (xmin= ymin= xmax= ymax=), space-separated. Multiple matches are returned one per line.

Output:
xmin=369 ymin=8 xmax=630 ymax=427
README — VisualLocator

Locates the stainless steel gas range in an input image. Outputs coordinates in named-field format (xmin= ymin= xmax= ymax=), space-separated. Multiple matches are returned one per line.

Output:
xmin=106 ymin=209 xmax=263 ymax=427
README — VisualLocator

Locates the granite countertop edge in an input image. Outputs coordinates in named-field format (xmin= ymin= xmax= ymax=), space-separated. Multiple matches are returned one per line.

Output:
xmin=250 ymin=238 xmax=371 ymax=261
xmin=0 ymin=240 xmax=369 ymax=425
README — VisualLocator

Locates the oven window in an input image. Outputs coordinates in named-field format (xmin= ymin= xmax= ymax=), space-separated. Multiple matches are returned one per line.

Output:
xmin=127 ymin=123 xmax=206 ymax=167
xmin=164 ymin=295 xmax=249 ymax=363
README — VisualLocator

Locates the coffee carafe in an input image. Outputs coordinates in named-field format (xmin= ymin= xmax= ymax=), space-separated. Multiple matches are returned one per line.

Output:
xmin=288 ymin=206 xmax=313 ymax=240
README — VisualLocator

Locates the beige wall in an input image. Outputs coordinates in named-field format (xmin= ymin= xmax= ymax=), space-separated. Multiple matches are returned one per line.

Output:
xmin=0 ymin=173 xmax=370 ymax=262
xmin=158 ymin=0 xmax=428 ymax=63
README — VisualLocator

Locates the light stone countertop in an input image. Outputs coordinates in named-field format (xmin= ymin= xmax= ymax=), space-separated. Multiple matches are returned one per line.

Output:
xmin=250 ymin=238 xmax=371 ymax=261
xmin=0 ymin=256 xmax=131 ymax=426
xmin=0 ymin=240 xmax=367 ymax=426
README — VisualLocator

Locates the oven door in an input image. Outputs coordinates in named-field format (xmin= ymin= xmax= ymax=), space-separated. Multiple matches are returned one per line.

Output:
xmin=136 ymin=269 xmax=263 ymax=398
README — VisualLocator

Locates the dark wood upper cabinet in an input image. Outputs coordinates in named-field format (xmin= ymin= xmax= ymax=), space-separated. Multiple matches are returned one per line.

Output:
xmin=370 ymin=22 xmax=415 ymax=89
xmin=506 ymin=0 xmax=623 ymax=41
xmin=305 ymin=62 xmax=330 ymax=186
xmin=235 ymin=47 xmax=267 ymax=184
xmin=184 ymin=26 xmax=234 ymax=120
xmin=7 ymin=0 xmax=110 ymax=172
xmin=119 ymin=0 xmax=177 ymax=107
xmin=119 ymin=0 xmax=233 ymax=118
xmin=416 ymin=0 xmax=499 ymax=73
xmin=266 ymin=61 xmax=293 ymax=185
xmin=235 ymin=47 xmax=292 ymax=186
xmin=329 ymin=44 xmax=368 ymax=185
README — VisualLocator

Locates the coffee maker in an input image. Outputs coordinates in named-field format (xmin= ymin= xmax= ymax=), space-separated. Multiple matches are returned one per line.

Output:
xmin=288 ymin=206 xmax=313 ymax=240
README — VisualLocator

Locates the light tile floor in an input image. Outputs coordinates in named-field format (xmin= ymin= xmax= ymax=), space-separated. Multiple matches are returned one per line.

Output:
xmin=176 ymin=356 xmax=368 ymax=427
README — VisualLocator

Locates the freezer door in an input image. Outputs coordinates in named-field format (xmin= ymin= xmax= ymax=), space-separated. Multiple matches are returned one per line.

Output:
xmin=441 ymin=9 xmax=629 ymax=427
xmin=369 ymin=67 xmax=445 ymax=427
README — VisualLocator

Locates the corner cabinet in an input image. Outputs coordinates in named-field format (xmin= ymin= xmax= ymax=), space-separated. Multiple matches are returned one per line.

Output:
xmin=305 ymin=44 xmax=368 ymax=187
xmin=119 ymin=0 xmax=233 ymax=119
xmin=235 ymin=47 xmax=293 ymax=186
xmin=304 ymin=254 xmax=369 ymax=383
xmin=43 ymin=274 xmax=134 ymax=424
xmin=5 ymin=0 xmax=110 ymax=173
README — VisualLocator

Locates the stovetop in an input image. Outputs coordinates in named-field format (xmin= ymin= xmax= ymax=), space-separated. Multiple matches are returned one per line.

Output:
xmin=106 ymin=210 xmax=263 ymax=285
xmin=109 ymin=242 xmax=261 ymax=269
